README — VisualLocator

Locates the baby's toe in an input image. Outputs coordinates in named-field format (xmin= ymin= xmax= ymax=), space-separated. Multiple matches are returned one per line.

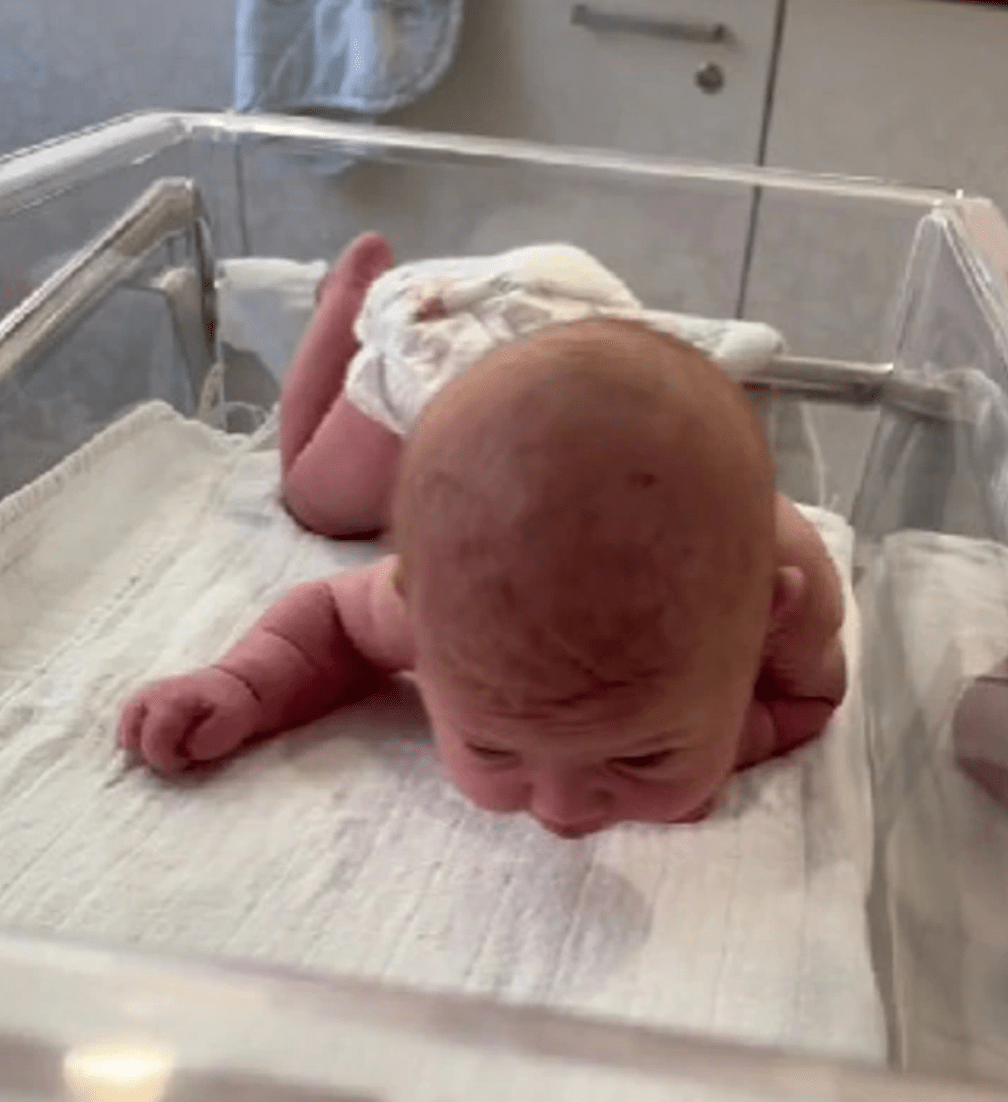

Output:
xmin=329 ymin=232 xmax=394 ymax=297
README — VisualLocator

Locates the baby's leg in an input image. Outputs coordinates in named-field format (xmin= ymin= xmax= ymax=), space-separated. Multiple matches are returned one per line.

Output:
xmin=280 ymin=232 xmax=402 ymax=538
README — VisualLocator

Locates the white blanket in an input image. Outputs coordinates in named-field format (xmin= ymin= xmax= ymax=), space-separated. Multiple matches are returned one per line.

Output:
xmin=0 ymin=402 xmax=882 ymax=1060
xmin=859 ymin=531 xmax=1008 ymax=1083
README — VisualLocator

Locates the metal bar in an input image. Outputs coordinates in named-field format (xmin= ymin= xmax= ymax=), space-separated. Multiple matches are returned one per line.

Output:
xmin=571 ymin=3 xmax=729 ymax=43
xmin=0 ymin=177 xmax=216 ymax=390
xmin=0 ymin=111 xmax=956 ymax=210
xmin=737 ymin=356 xmax=969 ymax=421
xmin=0 ymin=113 xmax=187 ymax=219
xmin=172 ymin=110 xmax=954 ymax=208
xmin=0 ymin=160 xmax=968 ymax=427
xmin=739 ymin=356 xmax=894 ymax=403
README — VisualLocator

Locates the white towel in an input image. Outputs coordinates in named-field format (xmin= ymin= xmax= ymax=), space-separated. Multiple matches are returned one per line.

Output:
xmin=0 ymin=402 xmax=881 ymax=1059
xmin=859 ymin=531 xmax=1008 ymax=1084
xmin=217 ymin=258 xmax=330 ymax=385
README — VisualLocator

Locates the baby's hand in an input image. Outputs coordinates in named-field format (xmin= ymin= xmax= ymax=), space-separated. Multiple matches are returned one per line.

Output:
xmin=118 ymin=667 xmax=262 ymax=775
xmin=735 ymin=698 xmax=775 ymax=770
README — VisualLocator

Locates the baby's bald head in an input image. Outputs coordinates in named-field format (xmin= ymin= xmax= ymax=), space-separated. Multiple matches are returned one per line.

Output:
xmin=393 ymin=318 xmax=776 ymax=717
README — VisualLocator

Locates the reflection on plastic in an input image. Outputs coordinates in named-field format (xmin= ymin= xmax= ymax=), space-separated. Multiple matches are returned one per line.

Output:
xmin=63 ymin=1040 xmax=174 ymax=1102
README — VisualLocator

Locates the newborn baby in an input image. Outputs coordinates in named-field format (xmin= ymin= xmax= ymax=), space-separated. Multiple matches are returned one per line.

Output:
xmin=119 ymin=235 xmax=846 ymax=837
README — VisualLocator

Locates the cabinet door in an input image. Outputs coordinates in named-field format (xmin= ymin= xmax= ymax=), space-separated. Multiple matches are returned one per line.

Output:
xmin=745 ymin=0 xmax=1008 ymax=512
xmin=748 ymin=0 xmax=1008 ymax=361
xmin=389 ymin=0 xmax=780 ymax=164
xmin=385 ymin=1 xmax=780 ymax=320
xmin=765 ymin=0 xmax=1008 ymax=200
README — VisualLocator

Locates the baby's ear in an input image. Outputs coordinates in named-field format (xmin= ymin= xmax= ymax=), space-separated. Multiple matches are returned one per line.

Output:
xmin=770 ymin=565 xmax=806 ymax=627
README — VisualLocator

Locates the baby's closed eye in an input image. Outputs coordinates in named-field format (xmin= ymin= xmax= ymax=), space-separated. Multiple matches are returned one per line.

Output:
xmin=609 ymin=750 xmax=676 ymax=773
xmin=465 ymin=743 xmax=520 ymax=767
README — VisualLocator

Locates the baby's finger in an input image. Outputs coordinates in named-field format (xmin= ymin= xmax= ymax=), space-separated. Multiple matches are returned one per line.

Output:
xmin=185 ymin=710 xmax=244 ymax=764
xmin=118 ymin=696 xmax=148 ymax=753
xmin=139 ymin=698 xmax=203 ymax=774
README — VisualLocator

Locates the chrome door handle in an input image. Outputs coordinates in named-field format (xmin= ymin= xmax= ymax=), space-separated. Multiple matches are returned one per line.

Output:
xmin=570 ymin=4 xmax=729 ymax=44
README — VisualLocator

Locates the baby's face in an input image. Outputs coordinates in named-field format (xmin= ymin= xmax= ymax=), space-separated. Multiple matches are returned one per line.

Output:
xmin=414 ymin=661 xmax=750 ymax=838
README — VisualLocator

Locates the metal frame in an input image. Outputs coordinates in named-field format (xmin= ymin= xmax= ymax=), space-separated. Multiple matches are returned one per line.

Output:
xmin=0 ymin=178 xmax=966 ymax=424
xmin=0 ymin=177 xmax=217 ymax=398
xmin=0 ymin=114 xmax=998 ymax=541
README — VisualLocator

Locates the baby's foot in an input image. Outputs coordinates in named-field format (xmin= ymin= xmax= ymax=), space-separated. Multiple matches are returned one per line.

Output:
xmin=316 ymin=231 xmax=394 ymax=307
xmin=280 ymin=232 xmax=394 ymax=471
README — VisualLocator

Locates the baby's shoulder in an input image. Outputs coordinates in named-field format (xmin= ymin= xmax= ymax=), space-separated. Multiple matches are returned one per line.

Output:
xmin=770 ymin=494 xmax=845 ymax=648
xmin=328 ymin=555 xmax=416 ymax=673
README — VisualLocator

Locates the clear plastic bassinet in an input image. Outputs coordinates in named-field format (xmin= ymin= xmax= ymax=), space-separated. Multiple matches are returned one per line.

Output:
xmin=2 ymin=112 xmax=1008 ymax=1102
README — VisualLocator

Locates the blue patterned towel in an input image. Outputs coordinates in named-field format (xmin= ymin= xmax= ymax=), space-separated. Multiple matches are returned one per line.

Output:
xmin=235 ymin=0 xmax=463 ymax=116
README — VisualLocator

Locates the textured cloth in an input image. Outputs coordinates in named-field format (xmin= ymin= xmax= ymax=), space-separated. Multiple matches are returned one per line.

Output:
xmin=344 ymin=243 xmax=787 ymax=436
xmin=0 ymin=402 xmax=880 ymax=1058
xmin=859 ymin=531 xmax=1008 ymax=1083
xmin=234 ymin=0 xmax=463 ymax=115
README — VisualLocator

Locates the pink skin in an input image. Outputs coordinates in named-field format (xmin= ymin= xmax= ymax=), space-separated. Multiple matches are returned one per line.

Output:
xmin=279 ymin=232 xmax=403 ymax=538
xmin=119 ymin=233 xmax=848 ymax=835
xmin=416 ymin=661 xmax=750 ymax=835
xmin=120 ymin=551 xmax=841 ymax=835
xmin=953 ymin=659 xmax=1008 ymax=806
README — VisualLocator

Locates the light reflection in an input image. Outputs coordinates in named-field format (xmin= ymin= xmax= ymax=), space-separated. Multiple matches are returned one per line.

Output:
xmin=63 ymin=1039 xmax=174 ymax=1102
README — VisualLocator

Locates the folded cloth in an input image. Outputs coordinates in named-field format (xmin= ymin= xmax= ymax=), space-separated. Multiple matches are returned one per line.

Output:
xmin=217 ymin=258 xmax=330 ymax=384
xmin=0 ymin=401 xmax=880 ymax=1059
xmin=234 ymin=0 xmax=463 ymax=115
xmin=859 ymin=530 xmax=1008 ymax=1083
xmin=344 ymin=243 xmax=786 ymax=436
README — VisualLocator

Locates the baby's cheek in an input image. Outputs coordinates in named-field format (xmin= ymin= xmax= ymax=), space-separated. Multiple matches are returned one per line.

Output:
xmin=614 ymin=765 xmax=725 ymax=824
xmin=615 ymin=779 xmax=694 ymax=821
xmin=450 ymin=762 xmax=529 ymax=813
xmin=433 ymin=738 xmax=529 ymax=813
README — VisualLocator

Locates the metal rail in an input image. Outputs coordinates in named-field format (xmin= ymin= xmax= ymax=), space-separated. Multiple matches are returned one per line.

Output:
xmin=738 ymin=356 xmax=969 ymax=421
xmin=0 ymin=174 xmax=971 ymax=426
xmin=0 ymin=177 xmax=216 ymax=390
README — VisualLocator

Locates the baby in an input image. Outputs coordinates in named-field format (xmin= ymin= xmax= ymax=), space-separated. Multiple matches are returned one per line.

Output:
xmin=119 ymin=234 xmax=847 ymax=837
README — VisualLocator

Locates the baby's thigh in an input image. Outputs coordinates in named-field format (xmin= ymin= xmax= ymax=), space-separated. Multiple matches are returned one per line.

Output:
xmin=282 ymin=396 xmax=402 ymax=537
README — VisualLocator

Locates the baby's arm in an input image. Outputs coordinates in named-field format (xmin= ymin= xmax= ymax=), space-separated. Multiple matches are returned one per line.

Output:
xmin=737 ymin=496 xmax=847 ymax=769
xmin=119 ymin=556 xmax=412 ymax=773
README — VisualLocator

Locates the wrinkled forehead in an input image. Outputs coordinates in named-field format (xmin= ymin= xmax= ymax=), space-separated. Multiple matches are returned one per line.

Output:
xmin=414 ymin=657 xmax=738 ymax=755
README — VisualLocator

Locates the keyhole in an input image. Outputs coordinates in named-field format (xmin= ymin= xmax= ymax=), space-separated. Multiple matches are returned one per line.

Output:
xmin=695 ymin=61 xmax=724 ymax=94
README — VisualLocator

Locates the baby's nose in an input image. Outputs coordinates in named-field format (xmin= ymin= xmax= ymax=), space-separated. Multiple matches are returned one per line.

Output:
xmin=531 ymin=769 xmax=610 ymax=835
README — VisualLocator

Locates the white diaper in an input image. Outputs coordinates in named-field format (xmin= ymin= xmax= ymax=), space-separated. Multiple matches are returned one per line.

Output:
xmin=343 ymin=243 xmax=786 ymax=436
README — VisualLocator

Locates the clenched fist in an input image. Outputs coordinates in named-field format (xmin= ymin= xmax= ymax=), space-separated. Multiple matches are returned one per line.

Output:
xmin=118 ymin=667 xmax=262 ymax=774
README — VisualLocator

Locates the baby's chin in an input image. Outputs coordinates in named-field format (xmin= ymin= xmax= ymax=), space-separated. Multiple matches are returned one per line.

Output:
xmin=534 ymin=789 xmax=721 ymax=839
